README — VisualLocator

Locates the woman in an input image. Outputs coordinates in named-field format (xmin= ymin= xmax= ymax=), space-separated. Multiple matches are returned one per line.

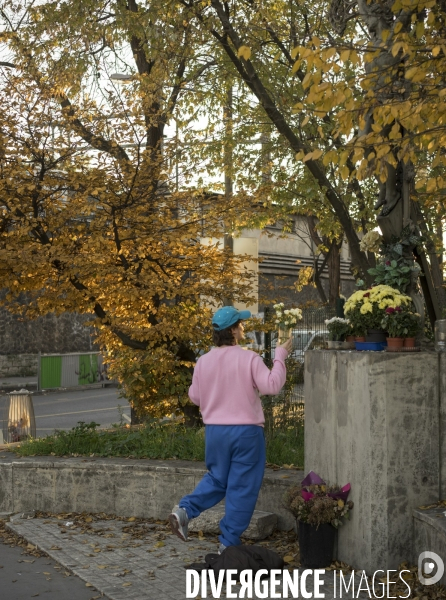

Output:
xmin=169 ymin=306 xmax=292 ymax=553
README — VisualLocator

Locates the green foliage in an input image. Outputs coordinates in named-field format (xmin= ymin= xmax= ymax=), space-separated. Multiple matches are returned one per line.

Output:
xmin=265 ymin=426 xmax=304 ymax=468
xmin=13 ymin=421 xmax=206 ymax=460
xmin=367 ymin=228 xmax=422 ymax=293
xmin=380 ymin=307 xmax=422 ymax=338
xmin=12 ymin=420 xmax=304 ymax=467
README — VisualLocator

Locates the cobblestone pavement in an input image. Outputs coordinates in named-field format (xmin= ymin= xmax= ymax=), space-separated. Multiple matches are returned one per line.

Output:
xmin=5 ymin=514 xmax=375 ymax=600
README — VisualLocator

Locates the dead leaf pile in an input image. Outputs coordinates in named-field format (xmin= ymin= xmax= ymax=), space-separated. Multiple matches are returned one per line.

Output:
xmin=0 ymin=519 xmax=46 ymax=557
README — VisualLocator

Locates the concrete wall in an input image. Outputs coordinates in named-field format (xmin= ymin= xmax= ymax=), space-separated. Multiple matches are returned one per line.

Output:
xmin=0 ymin=457 xmax=302 ymax=531
xmin=305 ymin=350 xmax=440 ymax=574
xmin=413 ymin=507 xmax=446 ymax=586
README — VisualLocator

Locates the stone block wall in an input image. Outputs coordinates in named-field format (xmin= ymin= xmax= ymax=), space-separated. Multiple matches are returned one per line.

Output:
xmin=0 ymin=304 xmax=97 ymax=355
xmin=0 ymin=354 xmax=38 ymax=378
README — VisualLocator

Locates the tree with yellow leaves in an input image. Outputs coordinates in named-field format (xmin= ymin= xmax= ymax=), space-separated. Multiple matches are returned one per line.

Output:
xmin=183 ymin=0 xmax=445 ymax=315
xmin=0 ymin=0 xmax=261 ymax=421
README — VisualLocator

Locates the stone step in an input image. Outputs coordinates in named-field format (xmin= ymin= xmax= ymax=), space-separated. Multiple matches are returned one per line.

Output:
xmin=186 ymin=505 xmax=277 ymax=540
xmin=413 ymin=507 xmax=446 ymax=586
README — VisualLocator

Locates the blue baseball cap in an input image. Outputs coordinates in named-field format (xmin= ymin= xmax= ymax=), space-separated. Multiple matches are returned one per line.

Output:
xmin=212 ymin=306 xmax=252 ymax=330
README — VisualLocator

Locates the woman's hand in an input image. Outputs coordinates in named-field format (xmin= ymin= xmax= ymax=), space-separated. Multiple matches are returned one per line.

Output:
xmin=277 ymin=337 xmax=293 ymax=353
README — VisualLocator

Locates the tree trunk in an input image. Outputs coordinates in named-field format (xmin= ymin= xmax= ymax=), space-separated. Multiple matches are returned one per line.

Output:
xmin=313 ymin=258 xmax=328 ymax=304
xmin=328 ymin=242 xmax=341 ymax=305
xmin=414 ymin=205 xmax=446 ymax=310
xmin=131 ymin=405 xmax=143 ymax=426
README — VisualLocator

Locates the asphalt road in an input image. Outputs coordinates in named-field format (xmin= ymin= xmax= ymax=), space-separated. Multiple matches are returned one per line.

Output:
xmin=0 ymin=542 xmax=97 ymax=600
xmin=2 ymin=387 xmax=131 ymax=438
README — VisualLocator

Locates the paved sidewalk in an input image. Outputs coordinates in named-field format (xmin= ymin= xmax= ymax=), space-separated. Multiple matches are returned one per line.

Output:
xmin=0 ymin=375 xmax=37 ymax=390
xmin=4 ymin=513 xmax=360 ymax=600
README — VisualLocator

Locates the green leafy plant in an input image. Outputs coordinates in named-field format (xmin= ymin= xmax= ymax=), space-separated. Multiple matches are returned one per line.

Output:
xmin=380 ymin=307 xmax=421 ymax=338
xmin=367 ymin=227 xmax=422 ymax=293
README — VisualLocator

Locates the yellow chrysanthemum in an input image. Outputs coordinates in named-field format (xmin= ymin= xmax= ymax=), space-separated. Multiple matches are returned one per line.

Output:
xmin=360 ymin=302 xmax=373 ymax=314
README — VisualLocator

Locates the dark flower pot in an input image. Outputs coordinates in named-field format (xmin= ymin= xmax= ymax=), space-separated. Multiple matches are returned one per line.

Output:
xmin=298 ymin=520 xmax=336 ymax=569
xmin=366 ymin=329 xmax=387 ymax=343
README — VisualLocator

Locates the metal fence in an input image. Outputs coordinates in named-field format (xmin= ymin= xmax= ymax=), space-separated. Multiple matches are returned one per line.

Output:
xmin=262 ymin=305 xmax=336 ymax=432
xmin=38 ymin=352 xmax=111 ymax=391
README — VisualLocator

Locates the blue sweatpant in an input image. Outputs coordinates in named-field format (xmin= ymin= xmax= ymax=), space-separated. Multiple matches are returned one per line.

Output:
xmin=179 ymin=424 xmax=266 ymax=547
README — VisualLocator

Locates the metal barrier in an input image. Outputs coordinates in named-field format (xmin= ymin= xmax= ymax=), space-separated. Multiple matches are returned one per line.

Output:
xmin=263 ymin=306 xmax=336 ymax=429
xmin=38 ymin=352 xmax=111 ymax=391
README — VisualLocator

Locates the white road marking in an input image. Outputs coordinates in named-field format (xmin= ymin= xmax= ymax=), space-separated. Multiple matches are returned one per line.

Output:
xmin=35 ymin=407 xmax=130 ymax=419
xmin=33 ymin=392 xmax=117 ymax=406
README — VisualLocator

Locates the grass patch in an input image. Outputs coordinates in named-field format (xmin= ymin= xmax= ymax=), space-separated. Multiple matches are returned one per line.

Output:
xmin=11 ymin=421 xmax=304 ymax=467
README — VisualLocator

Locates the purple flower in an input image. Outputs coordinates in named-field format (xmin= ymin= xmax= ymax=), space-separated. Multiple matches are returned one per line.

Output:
xmin=386 ymin=307 xmax=395 ymax=314
xmin=386 ymin=261 xmax=391 ymax=266
xmin=395 ymin=306 xmax=402 ymax=312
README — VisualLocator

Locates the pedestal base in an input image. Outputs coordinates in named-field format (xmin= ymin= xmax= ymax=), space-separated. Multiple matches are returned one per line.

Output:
xmin=305 ymin=350 xmax=443 ymax=573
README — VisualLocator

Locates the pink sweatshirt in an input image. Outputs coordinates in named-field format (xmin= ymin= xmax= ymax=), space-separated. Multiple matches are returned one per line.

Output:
xmin=188 ymin=345 xmax=288 ymax=426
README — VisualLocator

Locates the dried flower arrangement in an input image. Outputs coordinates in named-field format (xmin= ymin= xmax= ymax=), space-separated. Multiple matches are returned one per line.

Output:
xmin=283 ymin=471 xmax=354 ymax=528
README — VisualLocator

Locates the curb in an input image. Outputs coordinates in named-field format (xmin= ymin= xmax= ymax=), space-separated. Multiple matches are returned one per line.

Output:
xmin=0 ymin=382 xmax=118 ymax=395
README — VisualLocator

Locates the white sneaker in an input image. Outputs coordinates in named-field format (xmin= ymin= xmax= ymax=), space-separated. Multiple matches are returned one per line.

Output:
xmin=218 ymin=543 xmax=227 ymax=555
xmin=168 ymin=507 xmax=189 ymax=542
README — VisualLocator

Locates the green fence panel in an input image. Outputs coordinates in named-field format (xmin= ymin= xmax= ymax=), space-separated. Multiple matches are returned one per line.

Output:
xmin=40 ymin=356 xmax=63 ymax=389
xmin=78 ymin=354 xmax=98 ymax=385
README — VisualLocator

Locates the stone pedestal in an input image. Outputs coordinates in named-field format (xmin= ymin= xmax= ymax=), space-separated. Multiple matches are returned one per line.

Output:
xmin=305 ymin=350 xmax=441 ymax=574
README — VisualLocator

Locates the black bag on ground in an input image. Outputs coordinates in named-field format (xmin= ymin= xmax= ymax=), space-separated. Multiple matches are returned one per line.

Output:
xmin=186 ymin=544 xmax=285 ymax=580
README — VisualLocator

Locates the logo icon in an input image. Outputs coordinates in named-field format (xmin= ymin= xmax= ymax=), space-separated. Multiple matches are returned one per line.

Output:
xmin=418 ymin=551 xmax=444 ymax=586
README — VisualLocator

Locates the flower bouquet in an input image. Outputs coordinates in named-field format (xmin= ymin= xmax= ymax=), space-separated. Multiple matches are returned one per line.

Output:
xmin=283 ymin=471 xmax=353 ymax=568
xmin=273 ymin=303 xmax=302 ymax=343
xmin=283 ymin=471 xmax=353 ymax=529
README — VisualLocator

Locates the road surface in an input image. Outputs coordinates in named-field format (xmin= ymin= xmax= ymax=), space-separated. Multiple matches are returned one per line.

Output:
xmin=1 ymin=387 xmax=131 ymax=438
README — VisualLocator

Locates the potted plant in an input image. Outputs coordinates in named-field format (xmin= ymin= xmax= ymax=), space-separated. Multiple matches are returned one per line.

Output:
xmin=283 ymin=471 xmax=353 ymax=569
xmin=344 ymin=285 xmax=412 ymax=345
xmin=324 ymin=317 xmax=352 ymax=349
xmin=273 ymin=303 xmax=303 ymax=343
xmin=380 ymin=306 xmax=421 ymax=349
xmin=402 ymin=310 xmax=422 ymax=347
